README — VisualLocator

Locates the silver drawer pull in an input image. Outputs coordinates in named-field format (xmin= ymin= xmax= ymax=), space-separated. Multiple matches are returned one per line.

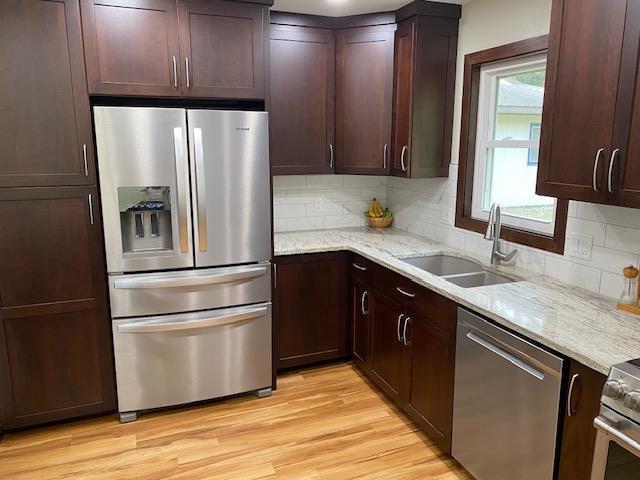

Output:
xmin=113 ymin=267 xmax=267 ymax=290
xmin=593 ymin=148 xmax=604 ymax=191
xmin=83 ymin=144 xmax=89 ymax=176
xmin=383 ymin=144 xmax=389 ymax=169
xmin=402 ymin=316 xmax=411 ymax=346
xmin=396 ymin=286 xmax=416 ymax=298
xmin=361 ymin=290 xmax=369 ymax=315
xmin=608 ymin=148 xmax=620 ymax=193
xmin=172 ymin=56 xmax=178 ymax=88
xmin=397 ymin=313 xmax=405 ymax=342
xmin=567 ymin=373 xmax=579 ymax=417
xmin=401 ymin=145 xmax=408 ymax=171
xmin=118 ymin=306 xmax=267 ymax=333
xmin=352 ymin=262 xmax=367 ymax=271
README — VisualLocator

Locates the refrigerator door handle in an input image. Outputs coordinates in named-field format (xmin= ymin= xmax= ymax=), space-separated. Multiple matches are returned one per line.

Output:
xmin=193 ymin=127 xmax=208 ymax=252
xmin=113 ymin=266 xmax=269 ymax=290
xmin=117 ymin=306 xmax=268 ymax=333
xmin=173 ymin=127 xmax=190 ymax=253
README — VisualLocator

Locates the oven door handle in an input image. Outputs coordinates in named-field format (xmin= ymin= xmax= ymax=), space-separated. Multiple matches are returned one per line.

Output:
xmin=593 ymin=415 xmax=640 ymax=457
xmin=113 ymin=266 xmax=268 ymax=290
xmin=117 ymin=306 xmax=268 ymax=333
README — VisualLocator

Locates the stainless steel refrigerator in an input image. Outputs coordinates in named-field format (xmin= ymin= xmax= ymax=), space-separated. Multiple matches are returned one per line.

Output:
xmin=94 ymin=107 xmax=272 ymax=422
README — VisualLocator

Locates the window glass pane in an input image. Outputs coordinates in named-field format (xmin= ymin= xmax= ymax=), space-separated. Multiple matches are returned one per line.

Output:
xmin=492 ymin=68 xmax=545 ymax=141
xmin=481 ymin=147 xmax=555 ymax=225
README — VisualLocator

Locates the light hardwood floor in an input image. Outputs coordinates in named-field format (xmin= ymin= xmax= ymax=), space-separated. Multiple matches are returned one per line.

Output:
xmin=0 ymin=363 xmax=472 ymax=479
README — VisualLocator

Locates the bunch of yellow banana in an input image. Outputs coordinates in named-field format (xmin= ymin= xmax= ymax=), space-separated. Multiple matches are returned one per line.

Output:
xmin=365 ymin=198 xmax=393 ymax=219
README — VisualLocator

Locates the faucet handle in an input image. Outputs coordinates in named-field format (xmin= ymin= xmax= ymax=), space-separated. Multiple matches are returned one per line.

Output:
xmin=496 ymin=248 xmax=518 ymax=264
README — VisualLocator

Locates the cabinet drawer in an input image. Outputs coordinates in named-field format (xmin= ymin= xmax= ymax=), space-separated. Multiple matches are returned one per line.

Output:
xmin=373 ymin=268 xmax=457 ymax=334
xmin=350 ymin=254 xmax=377 ymax=283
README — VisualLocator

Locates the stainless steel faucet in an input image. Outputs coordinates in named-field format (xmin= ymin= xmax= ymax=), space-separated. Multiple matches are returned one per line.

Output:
xmin=484 ymin=203 xmax=518 ymax=265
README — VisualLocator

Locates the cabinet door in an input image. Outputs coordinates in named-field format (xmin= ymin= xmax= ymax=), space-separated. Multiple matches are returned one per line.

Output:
xmin=81 ymin=0 xmax=181 ymax=96
xmin=369 ymin=291 xmax=406 ymax=403
xmin=275 ymin=254 xmax=348 ymax=369
xmin=335 ymin=26 xmax=395 ymax=175
xmin=351 ymin=277 xmax=370 ymax=369
xmin=537 ymin=0 xmax=627 ymax=201
xmin=609 ymin=0 xmax=640 ymax=208
xmin=179 ymin=0 xmax=266 ymax=99
xmin=270 ymin=26 xmax=335 ymax=175
xmin=405 ymin=314 xmax=455 ymax=454
xmin=557 ymin=361 xmax=606 ymax=480
xmin=391 ymin=19 xmax=415 ymax=178
xmin=0 ymin=187 xmax=115 ymax=429
xmin=0 ymin=0 xmax=95 ymax=187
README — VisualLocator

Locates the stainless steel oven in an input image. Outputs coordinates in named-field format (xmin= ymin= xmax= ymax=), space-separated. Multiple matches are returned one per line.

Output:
xmin=591 ymin=361 xmax=640 ymax=479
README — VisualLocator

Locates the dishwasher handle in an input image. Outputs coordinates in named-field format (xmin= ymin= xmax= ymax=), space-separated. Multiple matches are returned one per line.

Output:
xmin=466 ymin=331 xmax=545 ymax=381
xmin=117 ymin=306 xmax=268 ymax=333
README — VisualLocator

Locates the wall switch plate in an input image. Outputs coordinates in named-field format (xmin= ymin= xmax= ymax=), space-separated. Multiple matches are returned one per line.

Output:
xmin=314 ymin=197 xmax=323 ymax=213
xmin=567 ymin=233 xmax=593 ymax=261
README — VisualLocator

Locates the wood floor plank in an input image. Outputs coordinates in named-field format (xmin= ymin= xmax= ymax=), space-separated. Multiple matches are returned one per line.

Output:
xmin=0 ymin=363 xmax=472 ymax=479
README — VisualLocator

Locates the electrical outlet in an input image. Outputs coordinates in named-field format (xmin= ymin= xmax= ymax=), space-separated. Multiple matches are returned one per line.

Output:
xmin=567 ymin=233 xmax=592 ymax=261
xmin=314 ymin=197 xmax=324 ymax=213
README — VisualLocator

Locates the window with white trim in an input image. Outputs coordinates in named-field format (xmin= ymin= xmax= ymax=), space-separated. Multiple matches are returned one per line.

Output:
xmin=471 ymin=53 xmax=557 ymax=236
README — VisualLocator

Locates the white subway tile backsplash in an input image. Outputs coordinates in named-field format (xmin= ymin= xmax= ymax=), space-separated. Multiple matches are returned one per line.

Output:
xmin=605 ymin=225 xmax=640 ymax=254
xmin=273 ymin=173 xmax=640 ymax=300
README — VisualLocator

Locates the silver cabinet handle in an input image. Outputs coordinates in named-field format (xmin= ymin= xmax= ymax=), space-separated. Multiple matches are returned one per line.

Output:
xmin=397 ymin=313 xmax=405 ymax=342
xmin=361 ymin=290 xmax=369 ymax=315
xmin=193 ymin=127 xmax=207 ymax=252
xmin=113 ymin=266 xmax=268 ymax=290
xmin=352 ymin=262 xmax=367 ymax=271
xmin=567 ymin=373 xmax=579 ymax=417
xmin=396 ymin=286 xmax=415 ymax=298
xmin=172 ymin=56 xmax=178 ymax=88
xmin=608 ymin=148 xmax=620 ymax=193
xmin=593 ymin=416 xmax=640 ymax=456
xmin=185 ymin=57 xmax=190 ymax=88
xmin=593 ymin=148 xmax=604 ymax=191
xmin=383 ymin=144 xmax=389 ymax=169
xmin=82 ymin=144 xmax=89 ymax=177
xmin=402 ymin=316 xmax=411 ymax=346
xmin=273 ymin=263 xmax=278 ymax=289
xmin=329 ymin=144 xmax=334 ymax=168
xmin=466 ymin=332 xmax=545 ymax=380
xmin=173 ymin=127 xmax=189 ymax=253
xmin=118 ymin=306 xmax=268 ymax=333
xmin=401 ymin=145 xmax=408 ymax=172
xmin=88 ymin=193 xmax=94 ymax=225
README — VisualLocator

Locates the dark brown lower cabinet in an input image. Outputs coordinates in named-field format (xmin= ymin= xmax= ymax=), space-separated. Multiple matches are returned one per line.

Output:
xmin=350 ymin=254 xmax=457 ymax=453
xmin=369 ymin=291 xmax=406 ymax=404
xmin=274 ymin=253 xmax=349 ymax=369
xmin=0 ymin=187 xmax=115 ymax=430
xmin=557 ymin=360 xmax=607 ymax=480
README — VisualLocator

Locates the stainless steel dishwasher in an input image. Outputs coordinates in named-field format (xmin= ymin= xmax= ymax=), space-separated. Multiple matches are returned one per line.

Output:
xmin=452 ymin=308 xmax=564 ymax=480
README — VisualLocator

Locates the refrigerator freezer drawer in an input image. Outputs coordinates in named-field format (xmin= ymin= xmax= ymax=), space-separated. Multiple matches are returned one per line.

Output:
xmin=109 ymin=263 xmax=271 ymax=318
xmin=113 ymin=303 xmax=272 ymax=413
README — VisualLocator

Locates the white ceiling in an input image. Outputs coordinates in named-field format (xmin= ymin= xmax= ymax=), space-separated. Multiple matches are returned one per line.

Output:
xmin=272 ymin=0 xmax=465 ymax=17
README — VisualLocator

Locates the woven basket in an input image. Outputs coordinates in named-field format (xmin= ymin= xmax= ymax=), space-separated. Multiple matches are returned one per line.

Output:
xmin=367 ymin=216 xmax=392 ymax=229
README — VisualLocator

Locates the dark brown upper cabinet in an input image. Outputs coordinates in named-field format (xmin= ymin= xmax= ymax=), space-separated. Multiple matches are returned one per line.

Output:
xmin=270 ymin=24 xmax=336 ymax=175
xmin=178 ymin=0 xmax=267 ymax=99
xmin=391 ymin=8 xmax=459 ymax=178
xmin=0 ymin=0 xmax=95 ymax=187
xmin=537 ymin=0 xmax=640 ymax=208
xmin=81 ymin=0 xmax=270 ymax=99
xmin=335 ymin=25 xmax=396 ymax=175
xmin=0 ymin=187 xmax=115 ymax=429
xmin=81 ymin=0 xmax=182 ymax=97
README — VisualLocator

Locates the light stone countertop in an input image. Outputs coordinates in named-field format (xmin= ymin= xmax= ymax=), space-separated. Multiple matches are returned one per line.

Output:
xmin=274 ymin=227 xmax=640 ymax=375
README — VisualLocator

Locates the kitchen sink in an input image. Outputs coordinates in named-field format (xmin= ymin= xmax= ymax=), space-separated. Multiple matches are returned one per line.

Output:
xmin=402 ymin=255 xmax=483 ymax=276
xmin=401 ymin=255 xmax=516 ymax=288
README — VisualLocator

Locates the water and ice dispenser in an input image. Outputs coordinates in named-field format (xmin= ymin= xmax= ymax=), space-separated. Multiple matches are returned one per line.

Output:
xmin=118 ymin=187 xmax=173 ymax=255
